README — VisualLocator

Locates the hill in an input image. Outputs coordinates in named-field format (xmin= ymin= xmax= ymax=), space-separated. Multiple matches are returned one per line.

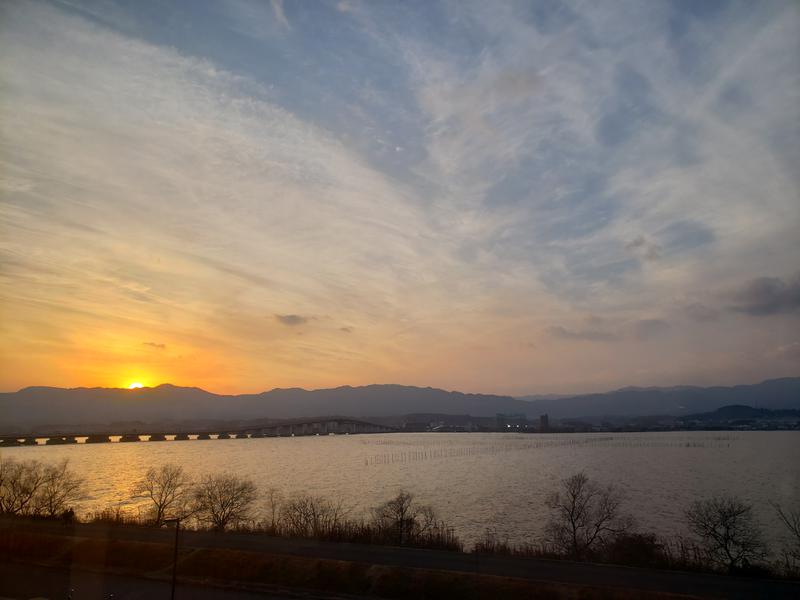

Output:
xmin=519 ymin=377 xmax=800 ymax=419
xmin=678 ymin=404 xmax=800 ymax=423
xmin=0 ymin=384 xmax=526 ymax=430
xmin=1 ymin=378 xmax=798 ymax=431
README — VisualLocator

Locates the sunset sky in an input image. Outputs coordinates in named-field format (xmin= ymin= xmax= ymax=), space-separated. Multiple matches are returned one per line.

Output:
xmin=0 ymin=0 xmax=798 ymax=395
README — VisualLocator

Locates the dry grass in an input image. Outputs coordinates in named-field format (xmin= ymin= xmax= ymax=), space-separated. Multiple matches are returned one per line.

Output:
xmin=178 ymin=547 xmax=690 ymax=599
xmin=1 ymin=527 xmax=699 ymax=599
xmin=68 ymin=538 xmax=174 ymax=572
xmin=0 ymin=531 xmax=73 ymax=563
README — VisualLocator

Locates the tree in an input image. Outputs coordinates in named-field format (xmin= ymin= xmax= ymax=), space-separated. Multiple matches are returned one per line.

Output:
xmin=134 ymin=464 xmax=193 ymax=526
xmin=0 ymin=457 xmax=47 ymax=515
xmin=280 ymin=493 xmax=349 ymax=538
xmin=372 ymin=490 xmax=437 ymax=545
xmin=0 ymin=457 xmax=84 ymax=518
xmin=263 ymin=487 xmax=284 ymax=532
xmin=771 ymin=501 xmax=800 ymax=564
xmin=193 ymin=473 xmax=257 ymax=531
xmin=32 ymin=460 xmax=85 ymax=517
xmin=685 ymin=496 xmax=765 ymax=571
xmin=544 ymin=472 xmax=630 ymax=558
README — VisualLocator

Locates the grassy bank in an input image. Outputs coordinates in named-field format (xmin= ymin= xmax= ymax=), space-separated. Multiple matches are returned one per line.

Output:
xmin=0 ymin=524 xmax=704 ymax=600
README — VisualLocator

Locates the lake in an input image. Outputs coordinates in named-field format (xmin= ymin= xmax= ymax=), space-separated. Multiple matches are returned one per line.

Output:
xmin=3 ymin=431 xmax=799 ymax=550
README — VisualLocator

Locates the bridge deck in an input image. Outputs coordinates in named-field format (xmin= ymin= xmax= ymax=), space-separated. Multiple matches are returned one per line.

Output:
xmin=0 ymin=417 xmax=396 ymax=446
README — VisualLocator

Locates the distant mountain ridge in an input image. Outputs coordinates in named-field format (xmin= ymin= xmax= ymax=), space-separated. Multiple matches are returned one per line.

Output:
xmin=679 ymin=404 xmax=800 ymax=422
xmin=1 ymin=378 xmax=798 ymax=431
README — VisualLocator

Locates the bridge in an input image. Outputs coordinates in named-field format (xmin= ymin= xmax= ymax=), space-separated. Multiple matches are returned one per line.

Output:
xmin=0 ymin=417 xmax=396 ymax=446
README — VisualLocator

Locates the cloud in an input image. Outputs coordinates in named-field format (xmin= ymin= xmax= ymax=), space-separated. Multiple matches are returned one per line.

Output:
xmin=336 ymin=1 xmax=354 ymax=13
xmin=772 ymin=342 xmax=800 ymax=361
xmin=626 ymin=235 xmax=662 ymax=261
xmin=270 ymin=0 xmax=290 ymax=30
xmin=339 ymin=326 xmax=353 ymax=333
xmin=0 ymin=0 xmax=798 ymax=394
xmin=730 ymin=273 xmax=800 ymax=316
xmin=275 ymin=314 xmax=308 ymax=326
xmin=683 ymin=303 xmax=719 ymax=322
xmin=547 ymin=325 xmax=618 ymax=343
xmin=633 ymin=319 xmax=670 ymax=340
xmin=658 ymin=220 xmax=715 ymax=254
xmin=142 ymin=342 xmax=166 ymax=350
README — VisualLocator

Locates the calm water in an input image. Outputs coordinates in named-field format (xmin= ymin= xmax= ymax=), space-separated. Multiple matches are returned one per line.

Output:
xmin=4 ymin=432 xmax=799 ymax=549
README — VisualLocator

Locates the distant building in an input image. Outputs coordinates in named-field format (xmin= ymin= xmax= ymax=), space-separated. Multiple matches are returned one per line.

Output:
xmin=539 ymin=414 xmax=549 ymax=432
xmin=496 ymin=413 xmax=529 ymax=430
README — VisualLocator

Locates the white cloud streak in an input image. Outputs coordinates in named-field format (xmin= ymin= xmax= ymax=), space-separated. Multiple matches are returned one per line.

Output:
xmin=0 ymin=0 xmax=797 ymax=394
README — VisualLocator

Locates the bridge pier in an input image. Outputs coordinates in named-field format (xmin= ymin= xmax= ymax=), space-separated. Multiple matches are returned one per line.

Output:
xmin=46 ymin=436 xmax=73 ymax=445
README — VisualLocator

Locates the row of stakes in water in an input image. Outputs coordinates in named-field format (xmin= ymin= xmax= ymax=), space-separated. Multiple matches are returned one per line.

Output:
xmin=366 ymin=433 xmax=740 ymax=446
xmin=364 ymin=437 xmax=733 ymax=465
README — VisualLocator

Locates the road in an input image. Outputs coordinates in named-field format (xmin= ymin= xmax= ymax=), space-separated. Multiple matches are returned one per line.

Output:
xmin=3 ymin=519 xmax=799 ymax=599
xmin=0 ymin=562 xmax=346 ymax=600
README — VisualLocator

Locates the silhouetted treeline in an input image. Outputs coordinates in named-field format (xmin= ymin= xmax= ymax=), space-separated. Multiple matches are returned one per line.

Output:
xmin=0 ymin=456 xmax=83 ymax=518
xmin=474 ymin=471 xmax=800 ymax=578
xmin=83 ymin=462 xmax=462 ymax=551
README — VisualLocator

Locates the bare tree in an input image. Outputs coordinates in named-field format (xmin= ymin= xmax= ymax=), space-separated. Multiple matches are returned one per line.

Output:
xmin=263 ymin=487 xmax=284 ymax=531
xmin=193 ymin=472 xmax=257 ymax=531
xmin=544 ymin=472 xmax=630 ymax=558
xmin=0 ymin=458 xmax=48 ymax=516
xmin=0 ymin=456 xmax=12 ymax=513
xmin=133 ymin=464 xmax=193 ymax=526
xmin=771 ymin=500 xmax=800 ymax=564
xmin=372 ymin=490 xmax=437 ymax=545
xmin=280 ymin=493 xmax=349 ymax=538
xmin=685 ymin=496 xmax=766 ymax=571
xmin=32 ymin=460 xmax=85 ymax=517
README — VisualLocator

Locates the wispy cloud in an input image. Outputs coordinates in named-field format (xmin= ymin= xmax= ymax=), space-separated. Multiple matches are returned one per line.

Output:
xmin=0 ymin=0 xmax=797 ymax=394
xmin=143 ymin=342 xmax=166 ymax=350
xmin=547 ymin=326 xmax=618 ymax=343
xmin=632 ymin=319 xmax=670 ymax=341
xmin=626 ymin=236 xmax=662 ymax=261
xmin=275 ymin=314 xmax=308 ymax=326
xmin=682 ymin=303 xmax=719 ymax=323
xmin=270 ymin=0 xmax=290 ymax=30
xmin=730 ymin=273 xmax=800 ymax=316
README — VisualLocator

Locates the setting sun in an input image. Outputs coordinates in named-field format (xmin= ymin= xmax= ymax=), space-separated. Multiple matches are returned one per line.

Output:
xmin=127 ymin=382 xmax=144 ymax=389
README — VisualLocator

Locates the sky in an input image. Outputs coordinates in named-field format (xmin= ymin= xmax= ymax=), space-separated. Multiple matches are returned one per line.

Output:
xmin=0 ymin=0 xmax=798 ymax=395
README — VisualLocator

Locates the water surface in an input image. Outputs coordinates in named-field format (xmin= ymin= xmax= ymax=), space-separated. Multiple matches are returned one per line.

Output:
xmin=4 ymin=431 xmax=798 ymax=549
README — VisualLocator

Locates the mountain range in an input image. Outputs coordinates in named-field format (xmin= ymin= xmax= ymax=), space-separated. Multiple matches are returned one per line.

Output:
xmin=1 ymin=377 xmax=798 ymax=432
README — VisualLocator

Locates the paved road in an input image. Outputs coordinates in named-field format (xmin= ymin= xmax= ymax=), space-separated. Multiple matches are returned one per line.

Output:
xmin=0 ymin=562 xmax=339 ymax=600
xmin=3 ymin=519 xmax=800 ymax=599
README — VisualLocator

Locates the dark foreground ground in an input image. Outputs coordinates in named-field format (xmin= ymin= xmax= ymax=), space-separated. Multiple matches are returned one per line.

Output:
xmin=1 ymin=518 xmax=798 ymax=599
xmin=0 ymin=562 xmax=322 ymax=600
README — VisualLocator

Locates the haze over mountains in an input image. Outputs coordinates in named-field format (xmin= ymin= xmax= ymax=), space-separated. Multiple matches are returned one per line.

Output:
xmin=1 ymin=378 xmax=798 ymax=431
